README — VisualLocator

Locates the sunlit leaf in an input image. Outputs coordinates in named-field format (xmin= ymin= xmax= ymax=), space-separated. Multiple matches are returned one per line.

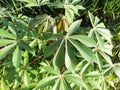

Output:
xmin=0 ymin=43 xmax=16 ymax=60
xmin=88 ymin=11 xmax=94 ymax=27
xmin=24 ymin=70 xmax=30 ymax=87
xmin=12 ymin=45 xmax=22 ymax=68
xmin=70 ymin=35 xmax=96 ymax=47
xmin=99 ymin=51 xmax=113 ymax=65
xmin=66 ymin=20 xmax=82 ymax=36
xmin=0 ymin=29 xmax=16 ymax=39
xmin=53 ymin=79 xmax=60 ymax=90
xmin=34 ymin=76 xmax=58 ymax=89
xmin=65 ymin=74 xmax=87 ymax=89
xmin=65 ymin=40 xmax=77 ymax=72
xmin=60 ymin=78 xmax=72 ymax=90
xmin=43 ymin=66 xmax=60 ymax=74
xmin=0 ymin=39 xmax=15 ymax=47
xmin=112 ymin=66 xmax=120 ymax=78
xmin=69 ymin=39 xmax=96 ymax=62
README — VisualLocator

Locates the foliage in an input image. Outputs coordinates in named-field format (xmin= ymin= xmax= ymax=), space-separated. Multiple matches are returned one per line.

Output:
xmin=0 ymin=0 xmax=120 ymax=90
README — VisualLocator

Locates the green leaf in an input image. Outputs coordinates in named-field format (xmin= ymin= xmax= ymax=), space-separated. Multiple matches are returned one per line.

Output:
xmin=65 ymin=7 xmax=74 ymax=23
xmin=53 ymin=39 xmax=65 ymax=67
xmin=0 ymin=39 xmax=15 ymax=47
xmin=12 ymin=45 xmax=22 ymax=68
xmin=88 ymin=11 xmax=94 ymax=27
xmin=34 ymin=76 xmax=58 ymax=89
xmin=70 ymin=35 xmax=96 ymax=47
xmin=96 ymin=28 xmax=112 ymax=43
xmin=60 ymin=78 xmax=72 ymax=90
xmin=65 ymin=74 xmax=87 ymax=88
xmin=53 ymin=79 xmax=60 ymax=90
xmin=0 ymin=29 xmax=16 ymax=39
xmin=68 ymin=5 xmax=79 ymax=15
xmin=0 ymin=43 xmax=16 ymax=60
xmin=1 ymin=78 xmax=6 ymax=90
xmin=85 ymin=71 xmax=100 ymax=77
xmin=43 ymin=66 xmax=60 ymax=74
xmin=80 ymin=62 xmax=90 ymax=75
xmin=24 ymin=70 xmax=30 ymax=87
xmin=66 ymin=20 xmax=82 ymax=36
xmin=65 ymin=40 xmax=77 ymax=72
xmin=19 ymin=41 xmax=33 ymax=53
xmin=112 ymin=66 xmax=120 ymax=78
xmin=94 ymin=16 xmax=100 ymax=26
xmin=99 ymin=51 xmax=113 ymax=65
xmin=95 ymin=52 xmax=102 ymax=71
xmin=69 ymin=39 xmax=96 ymax=62
xmin=44 ymin=40 xmax=61 ymax=57
xmin=75 ymin=5 xmax=85 ymax=10
xmin=87 ymin=79 xmax=101 ymax=89
xmin=95 ymin=32 xmax=104 ymax=49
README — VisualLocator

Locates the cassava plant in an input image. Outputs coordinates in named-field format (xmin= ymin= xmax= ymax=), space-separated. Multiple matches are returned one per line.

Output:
xmin=0 ymin=0 xmax=120 ymax=90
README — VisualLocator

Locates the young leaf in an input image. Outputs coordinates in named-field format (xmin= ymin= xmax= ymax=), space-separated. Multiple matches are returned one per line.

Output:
xmin=53 ymin=39 xmax=65 ymax=67
xmin=12 ymin=45 xmax=22 ymax=68
xmin=0 ymin=29 xmax=16 ymax=39
xmin=69 ymin=39 xmax=96 ymax=63
xmin=34 ymin=76 xmax=58 ymax=89
xmin=0 ymin=39 xmax=15 ymax=47
xmin=70 ymin=35 xmax=96 ymax=47
xmin=66 ymin=20 xmax=82 ymax=36
xmin=0 ymin=43 xmax=16 ymax=60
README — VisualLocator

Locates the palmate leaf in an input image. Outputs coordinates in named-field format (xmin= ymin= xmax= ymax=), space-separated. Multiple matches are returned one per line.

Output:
xmin=44 ymin=39 xmax=61 ymax=57
xmin=66 ymin=20 xmax=82 ymax=36
xmin=96 ymin=28 xmax=112 ymax=43
xmin=24 ymin=70 xmax=30 ymax=87
xmin=65 ymin=40 xmax=77 ymax=72
xmin=0 ymin=39 xmax=15 ymax=47
xmin=12 ymin=45 xmax=22 ymax=68
xmin=53 ymin=39 xmax=65 ymax=67
xmin=65 ymin=6 xmax=74 ymax=23
xmin=87 ymin=79 xmax=101 ymax=89
xmin=70 ymin=35 xmax=96 ymax=47
xmin=98 ymin=51 xmax=113 ymax=65
xmin=43 ymin=66 xmax=60 ymax=74
xmin=0 ymin=43 xmax=16 ymax=60
xmin=88 ymin=11 xmax=94 ymax=27
xmin=0 ymin=29 xmax=16 ymax=39
xmin=112 ymin=66 xmax=120 ymax=78
xmin=53 ymin=79 xmax=60 ymax=90
xmin=60 ymin=78 xmax=72 ymax=90
xmin=65 ymin=74 xmax=87 ymax=89
xmin=34 ymin=76 xmax=58 ymax=90
xmin=69 ymin=39 xmax=96 ymax=63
